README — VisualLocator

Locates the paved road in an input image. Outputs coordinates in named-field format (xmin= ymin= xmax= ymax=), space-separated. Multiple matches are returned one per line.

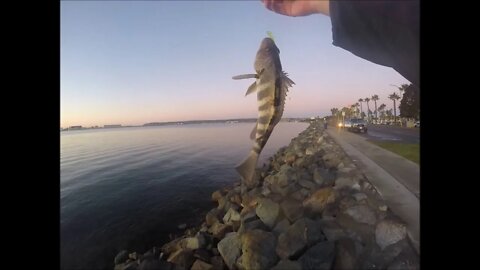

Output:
xmin=355 ymin=124 xmax=420 ymax=144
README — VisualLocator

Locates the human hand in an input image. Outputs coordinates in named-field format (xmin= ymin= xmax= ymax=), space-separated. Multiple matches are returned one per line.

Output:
xmin=261 ymin=0 xmax=330 ymax=17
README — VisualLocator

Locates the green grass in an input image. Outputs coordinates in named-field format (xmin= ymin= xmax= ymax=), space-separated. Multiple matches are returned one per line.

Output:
xmin=369 ymin=141 xmax=420 ymax=164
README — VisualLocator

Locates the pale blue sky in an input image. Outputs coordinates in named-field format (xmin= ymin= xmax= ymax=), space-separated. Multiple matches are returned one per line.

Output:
xmin=61 ymin=0 xmax=409 ymax=127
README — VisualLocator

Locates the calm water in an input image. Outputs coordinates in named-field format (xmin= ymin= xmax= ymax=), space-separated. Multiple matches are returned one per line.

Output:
xmin=60 ymin=122 xmax=308 ymax=270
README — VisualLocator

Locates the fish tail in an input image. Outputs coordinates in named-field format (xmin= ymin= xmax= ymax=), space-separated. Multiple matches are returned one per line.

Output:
xmin=236 ymin=151 xmax=259 ymax=183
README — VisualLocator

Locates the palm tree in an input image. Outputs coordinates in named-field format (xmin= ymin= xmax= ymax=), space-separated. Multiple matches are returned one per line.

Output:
xmin=371 ymin=95 xmax=379 ymax=123
xmin=358 ymin=98 xmax=364 ymax=119
xmin=355 ymin=102 xmax=360 ymax=118
xmin=364 ymin=97 xmax=371 ymax=122
xmin=378 ymin=103 xmax=386 ymax=122
xmin=386 ymin=109 xmax=393 ymax=122
xmin=388 ymin=92 xmax=401 ymax=124
xmin=330 ymin=108 xmax=338 ymax=117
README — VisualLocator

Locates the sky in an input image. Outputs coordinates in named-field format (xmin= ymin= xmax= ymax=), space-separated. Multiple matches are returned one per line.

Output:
xmin=60 ymin=0 xmax=410 ymax=128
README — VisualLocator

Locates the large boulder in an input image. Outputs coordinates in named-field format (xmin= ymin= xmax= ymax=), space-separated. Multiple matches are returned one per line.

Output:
xmin=298 ymin=241 xmax=335 ymax=270
xmin=217 ymin=232 xmax=241 ymax=270
xmin=240 ymin=229 xmax=278 ymax=270
xmin=344 ymin=205 xmax=377 ymax=225
xmin=280 ymin=198 xmax=304 ymax=223
xmin=276 ymin=218 xmax=324 ymax=259
xmin=271 ymin=260 xmax=302 ymax=270
xmin=255 ymin=198 xmax=280 ymax=228
xmin=166 ymin=248 xmax=194 ymax=270
xmin=302 ymin=187 xmax=337 ymax=214
xmin=375 ymin=219 xmax=407 ymax=250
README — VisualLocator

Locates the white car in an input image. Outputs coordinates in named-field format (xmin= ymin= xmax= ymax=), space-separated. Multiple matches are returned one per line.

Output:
xmin=414 ymin=121 xmax=420 ymax=128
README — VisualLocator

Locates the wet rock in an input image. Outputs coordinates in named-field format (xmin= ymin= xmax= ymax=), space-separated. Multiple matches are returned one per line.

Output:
xmin=302 ymin=187 xmax=337 ymax=213
xmin=191 ymin=260 xmax=213 ymax=270
xmin=375 ymin=219 xmax=407 ymax=250
xmin=280 ymin=198 xmax=304 ymax=223
xmin=241 ymin=229 xmax=278 ymax=270
xmin=298 ymin=241 xmax=335 ymax=270
xmin=271 ymin=260 xmax=302 ymax=270
xmin=115 ymin=250 xmax=129 ymax=265
xmin=276 ymin=218 xmax=324 ymax=259
xmin=344 ymin=205 xmax=377 ymax=225
xmin=217 ymin=232 xmax=241 ymax=270
xmin=255 ymin=198 xmax=280 ymax=228
xmin=161 ymin=238 xmax=183 ymax=256
xmin=167 ymin=249 xmax=194 ymax=270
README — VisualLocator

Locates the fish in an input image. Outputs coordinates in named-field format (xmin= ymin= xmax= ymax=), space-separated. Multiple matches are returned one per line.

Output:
xmin=232 ymin=37 xmax=295 ymax=185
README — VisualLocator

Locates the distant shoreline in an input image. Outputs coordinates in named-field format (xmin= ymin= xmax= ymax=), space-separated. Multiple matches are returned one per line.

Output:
xmin=60 ymin=117 xmax=313 ymax=131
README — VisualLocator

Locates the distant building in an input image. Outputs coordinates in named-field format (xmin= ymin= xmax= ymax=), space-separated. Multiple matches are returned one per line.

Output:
xmin=69 ymin=126 xmax=83 ymax=130
xmin=104 ymin=124 xmax=122 ymax=128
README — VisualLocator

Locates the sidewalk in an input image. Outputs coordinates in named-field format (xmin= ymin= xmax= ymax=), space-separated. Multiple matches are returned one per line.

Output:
xmin=326 ymin=128 xmax=420 ymax=254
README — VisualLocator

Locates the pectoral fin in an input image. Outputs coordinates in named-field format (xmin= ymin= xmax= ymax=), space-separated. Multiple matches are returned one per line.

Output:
xmin=232 ymin=74 xmax=258 ymax=80
xmin=245 ymin=81 xmax=257 ymax=96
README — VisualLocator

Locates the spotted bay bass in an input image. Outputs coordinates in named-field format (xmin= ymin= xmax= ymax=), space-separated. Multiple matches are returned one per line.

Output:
xmin=232 ymin=37 xmax=295 ymax=186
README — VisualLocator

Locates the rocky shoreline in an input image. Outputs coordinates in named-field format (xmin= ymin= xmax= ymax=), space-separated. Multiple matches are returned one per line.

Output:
xmin=113 ymin=120 xmax=419 ymax=270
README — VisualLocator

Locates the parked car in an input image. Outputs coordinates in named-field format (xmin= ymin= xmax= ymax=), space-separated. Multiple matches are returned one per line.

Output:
xmin=348 ymin=118 xmax=368 ymax=133
xmin=414 ymin=121 xmax=420 ymax=128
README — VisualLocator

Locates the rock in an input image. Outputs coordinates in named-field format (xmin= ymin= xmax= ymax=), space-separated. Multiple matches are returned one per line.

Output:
xmin=178 ymin=224 xmax=187 ymax=230
xmin=322 ymin=153 xmax=341 ymax=169
xmin=217 ymin=197 xmax=232 ymax=212
xmin=255 ymin=198 xmax=280 ymax=228
xmin=337 ymin=162 xmax=345 ymax=169
xmin=239 ymin=219 xmax=269 ymax=233
xmin=241 ymin=229 xmax=278 ymax=270
xmin=298 ymin=179 xmax=317 ymax=190
xmin=344 ymin=205 xmax=377 ymax=225
xmin=375 ymin=220 xmax=407 ymax=250
xmin=208 ymin=223 xmax=232 ymax=239
xmin=298 ymin=241 xmax=335 ymax=270
xmin=290 ymin=190 xmax=306 ymax=201
xmin=302 ymin=187 xmax=337 ymax=213
xmin=280 ymin=198 xmax=304 ymax=223
xmin=338 ymin=196 xmax=357 ymax=211
xmin=183 ymin=234 xmax=206 ymax=250
xmin=210 ymin=256 xmax=225 ymax=270
xmin=317 ymin=219 xmax=347 ymax=241
xmin=362 ymin=239 xmax=410 ymax=269
xmin=272 ymin=219 xmax=290 ymax=236
xmin=116 ymin=261 xmax=140 ymax=270
xmin=223 ymin=208 xmax=241 ymax=224
xmin=193 ymin=249 xmax=211 ymax=263
xmin=161 ymin=238 xmax=183 ymax=256
xmin=379 ymin=205 xmax=388 ymax=211
xmin=129 ymin=252 xmax=139 ymax=261
xmin=167 ymin=249 xmax=194 ymax=270
xmin=261 ymin=185 xmax=272 ymax=196
xmin=271 ymin=260 xmax=302 ymax=270
xmin=211 ymin=190 xmax=224 ymax=202
xmin=205 ymin=208 xmax=223 ymax=226
xmin=352 ymin=192 xmax=368 ymax=201
xmin=333 ymin=238 xmax=357 ymax=270
xmin=191 ymin=260 xmax=213 ymax=270
xmin=312 ymin=168 xmax=325 ymax=186
xmin=334 ymin=176 xmax=358 ymax=190
xmin=276 ymin=218 xmax=324 ymax=259
xmin=305 ymin=147 xmax=315 ymax=156
xmin=270 ymin=182 xmax=299 ymax=197
xmin=115 ymin=250 xmax=129 ymax=265
xmin=284 ymin=152 xmax=297 ymax=165
xmin=217 ymin=232 xmax=241 ymax=270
